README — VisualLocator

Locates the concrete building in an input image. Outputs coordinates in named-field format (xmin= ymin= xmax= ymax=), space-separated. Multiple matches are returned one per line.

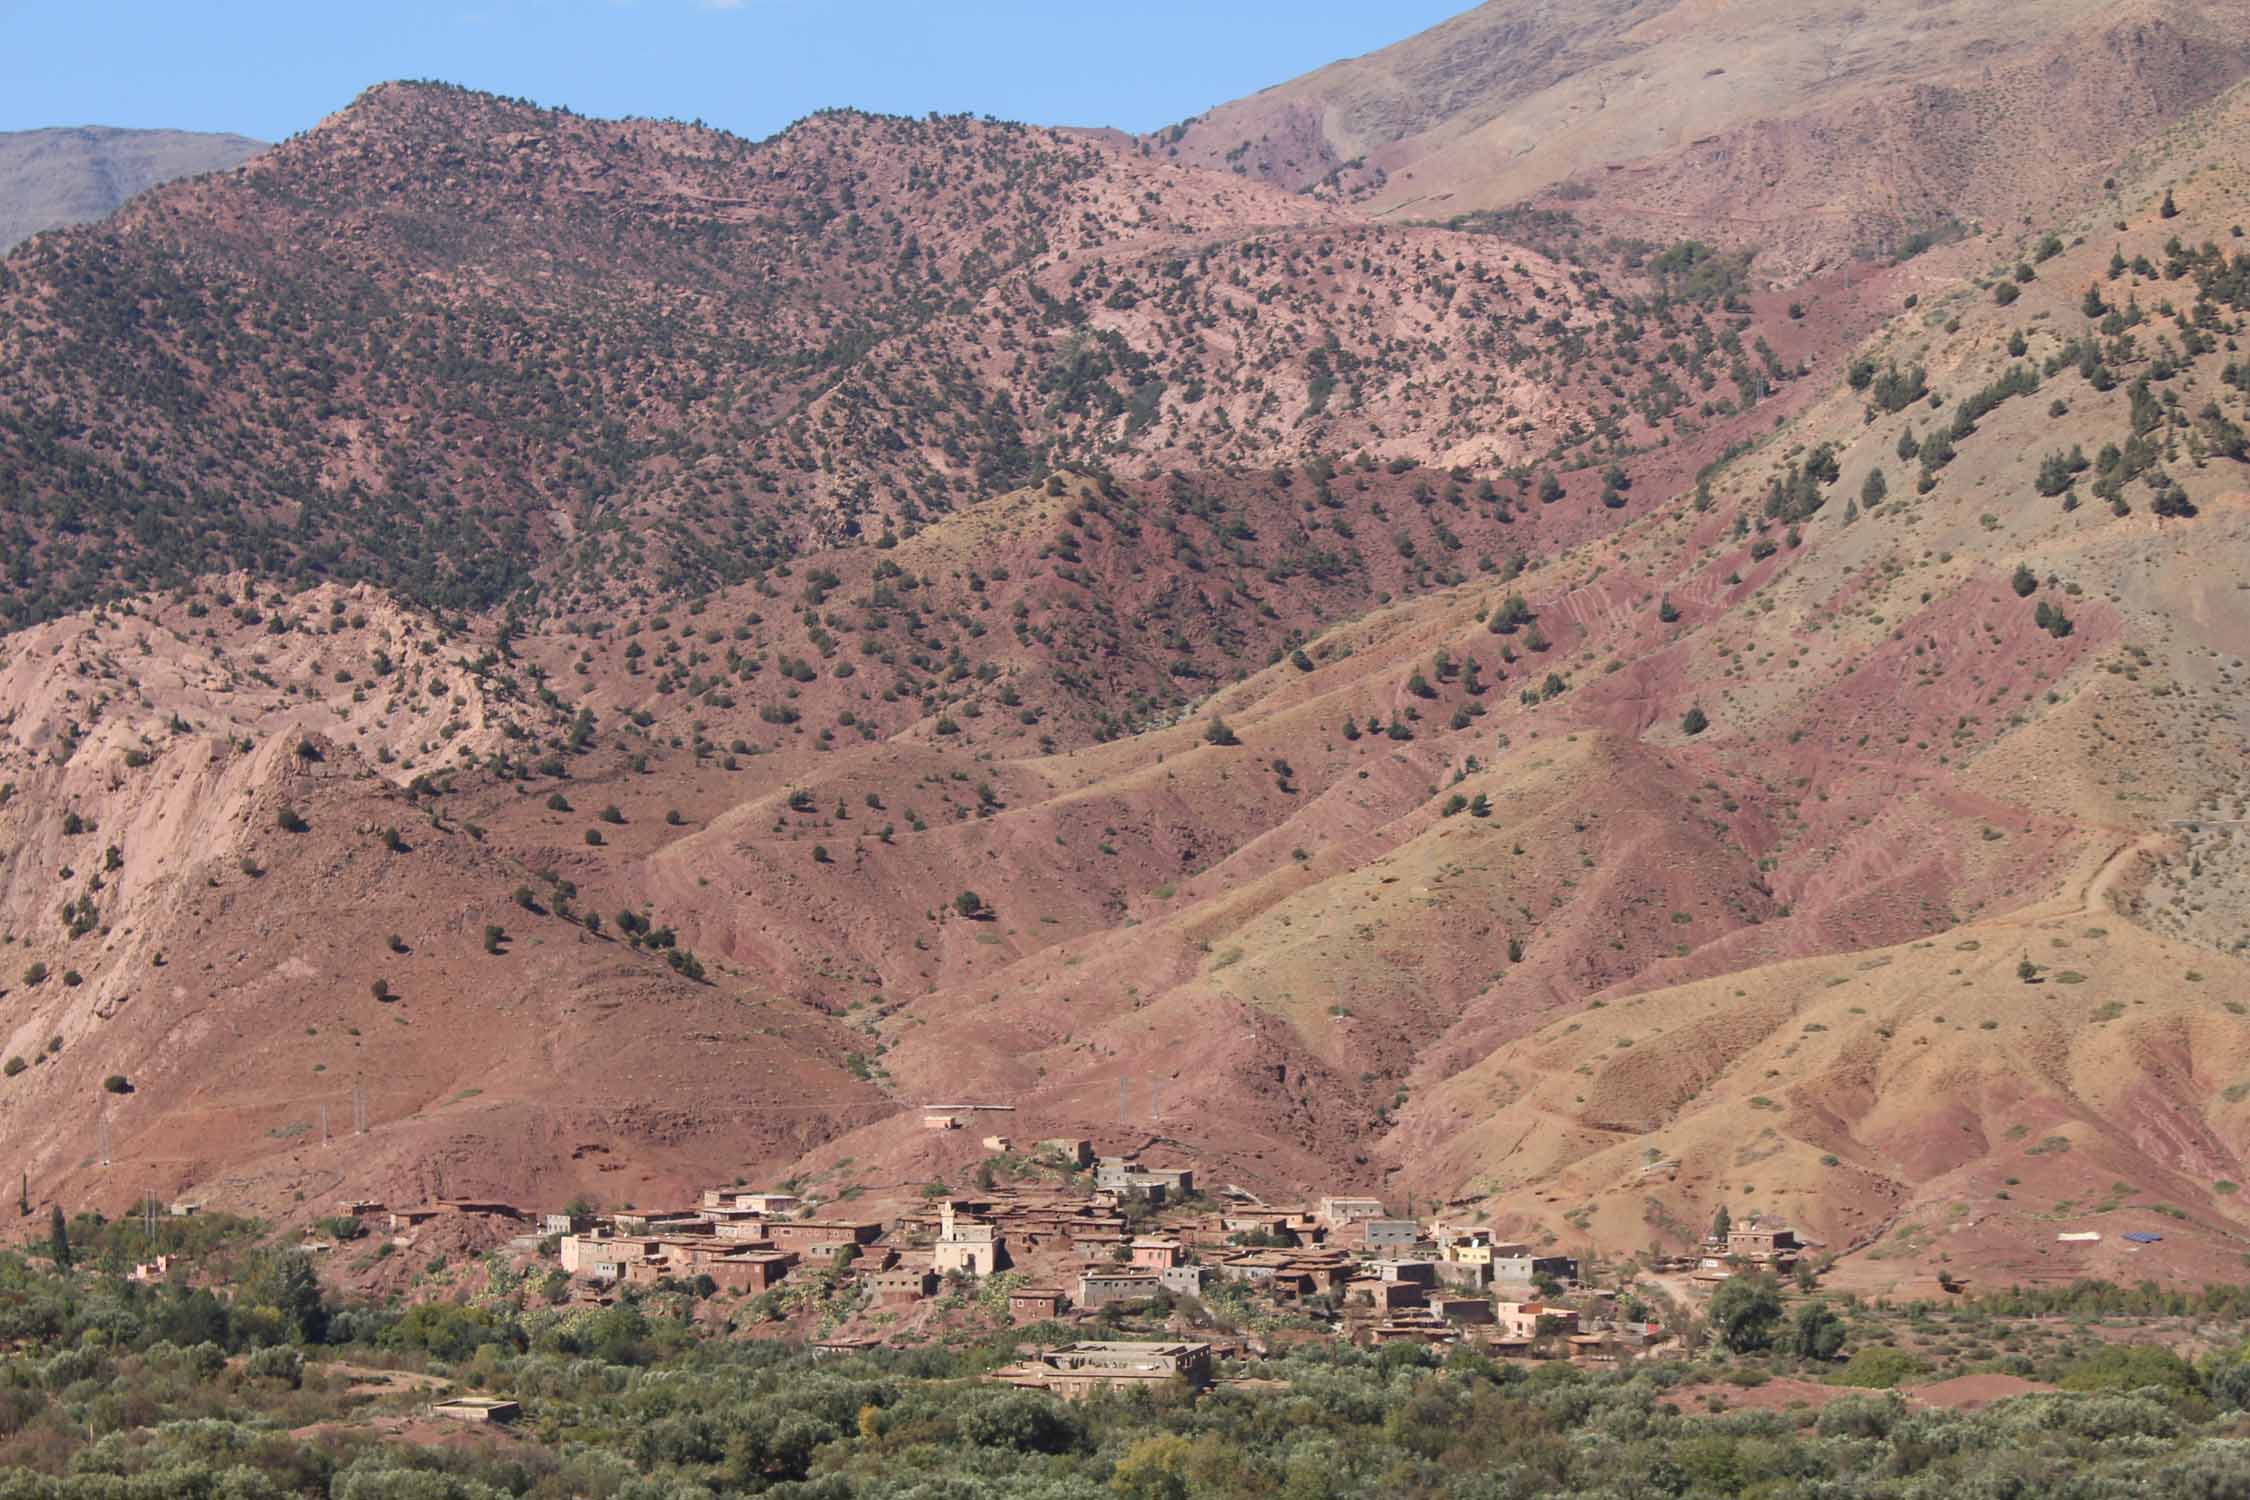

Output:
xmin=1317 ymin=1196 xmax=1386 ymax=1227
xmin=432 ymin=1398 xmax=520 ymax=1425
xmin=1037 ymin=1139 xmax=1094 ymax=1167
xmin=991 ymin=1342 xmax=1211 ymax=1398
xmin=1495 ymin=1301 xmax=1580 ymax=1342
xmin=1129 ymin=1236 xmax=1185 ymax=1270
xmin=1375 ymin=1259 xmax=1438 ymax=1286
xmin=1490 ymin=1246 xmax=1579 ymax=1289
xmin=1159 ymin=1264 xmax=1212 ymax=1299
xmin=935 ymin=1237 xmax=1001 ymax=1276
xmin=935 ymin=1203 xmax=1006 ymax=1277
xmin=1358 ymin=1219 xmax=1421 ymax=1251
xmin=1077 ymin=1268 xmax=1162 ymax=1308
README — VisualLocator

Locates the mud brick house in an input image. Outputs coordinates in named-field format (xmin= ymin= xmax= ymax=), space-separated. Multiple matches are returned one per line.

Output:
xmin=1008 ymin=1287 xmax=1067 ymax=1321
xmin=991 ymin=1342 xmax=1211 ymax=1398
xmin=872 ymin=1267 xmax=938 ymax=1304
xmin=1352 ymin=1278 xmax=1427 ymax=1312
xmin=1433 ymin=1258 xmax=1494 ymax=1290
xmin=1068 ymin=1228 xmax=1128 ymax=1259
xmin=706 ymin=1250 xmax=797 ymax=1293
xmin=1094 ymin=1157 xmax=1194 ymax=1200
xmin=389 ymin=1199 xmax=522 ymax=1233
xmin=766 ymin=1219 xmax=882 ymax=1256
xmin=699 ymin=1190 xmax=802 ymax=1217
xmin=604 ymin=1208 xmax=704 ymax=1232
xmin=1036 ymin=1138 xmax=1094 ymax=1166
xmin=1429 ymin=1294 xmax=1495 ymax=1325
xmin=1726 ymin=1222 xmax=1800 ymax=1265
xmin=1220 ymin=1208 xmax=1312 ymax=1244
xmin=1364 ymin=1316 xmax=1455 ymax=1348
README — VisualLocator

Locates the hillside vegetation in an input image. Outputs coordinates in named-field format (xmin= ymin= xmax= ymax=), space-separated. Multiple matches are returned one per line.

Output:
xmin=2 ymin=51 xmax=2250 ymax=1297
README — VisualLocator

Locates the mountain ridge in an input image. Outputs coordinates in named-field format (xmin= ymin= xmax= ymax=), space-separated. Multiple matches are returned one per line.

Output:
xmin=1 ymin=49 xmax=2248 ymax=1297
xmin=0 ymin=124 xmax=263 ymax=251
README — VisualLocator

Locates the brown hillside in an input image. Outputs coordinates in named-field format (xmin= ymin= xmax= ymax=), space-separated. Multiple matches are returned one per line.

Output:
xmin=4 ymin=69 xmax=2250 ymax=1296
xmin=1161 ymin=0 xmax=2250 ymax=272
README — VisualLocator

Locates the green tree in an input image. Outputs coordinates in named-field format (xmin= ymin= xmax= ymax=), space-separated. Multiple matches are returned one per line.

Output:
xmin=1203 ymin=716 xmax=1240 ymax=747
xmin=242 ymin=1249 xmax=329 ymax=1344
xmin=47 ymin=1203 xmax=69 ymax=1269
xmin=1681 ymin=705 xmax=1710 ymax=736
xmin=1790 ymin=1301 xmax=1847 ymax=1361
xmin=1708 ymin=1273 xmax=1784 ymax=1353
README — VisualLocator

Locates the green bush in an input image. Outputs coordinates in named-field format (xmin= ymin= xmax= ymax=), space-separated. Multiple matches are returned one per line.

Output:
xmin=1828 ymin=1345 xmax=1930 ymax=1388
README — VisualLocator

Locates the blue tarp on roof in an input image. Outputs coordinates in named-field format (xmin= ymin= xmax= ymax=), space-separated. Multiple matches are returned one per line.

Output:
xmin=2121 ymin=1232 xmax=2164 ymax=1244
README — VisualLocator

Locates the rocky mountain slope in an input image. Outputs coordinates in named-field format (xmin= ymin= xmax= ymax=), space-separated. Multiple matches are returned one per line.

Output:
xmin=0 ymin=81 xmax=1860 ymax=630
xmin=1160 ymin=0 xmax=2250 ymax=274
xmin=3 ymin=46 xmax=2250 ymax=1295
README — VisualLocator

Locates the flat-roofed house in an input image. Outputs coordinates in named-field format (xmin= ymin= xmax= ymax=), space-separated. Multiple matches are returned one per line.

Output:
xmin=1495 ymin=1301 xmax=1580 ymax=1341
xmin=1129 ymin=1236 xmax=1185 ymax=1270
xmin=990 ymin=1342 xmax=1211 ymax=1398
xmin=766 ymin=1219 xmax=883 ymax=1256
xmin=1008 ymin=1286 xmax=1067 ymax=1321
xmin=1077 ymin=1268 xmax=1161 ymax=1307
xmin=872 ymin=1267 xmax=938 ymax=1304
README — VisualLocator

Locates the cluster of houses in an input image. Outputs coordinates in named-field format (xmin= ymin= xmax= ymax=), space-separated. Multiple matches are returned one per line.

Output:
xmin=348 ymin=1154 xmax=1809 ymax=1399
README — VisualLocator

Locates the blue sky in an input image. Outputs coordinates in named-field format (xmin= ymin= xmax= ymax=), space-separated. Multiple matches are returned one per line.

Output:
xmin=0 ymin=1 xmax=1472 ymax=142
